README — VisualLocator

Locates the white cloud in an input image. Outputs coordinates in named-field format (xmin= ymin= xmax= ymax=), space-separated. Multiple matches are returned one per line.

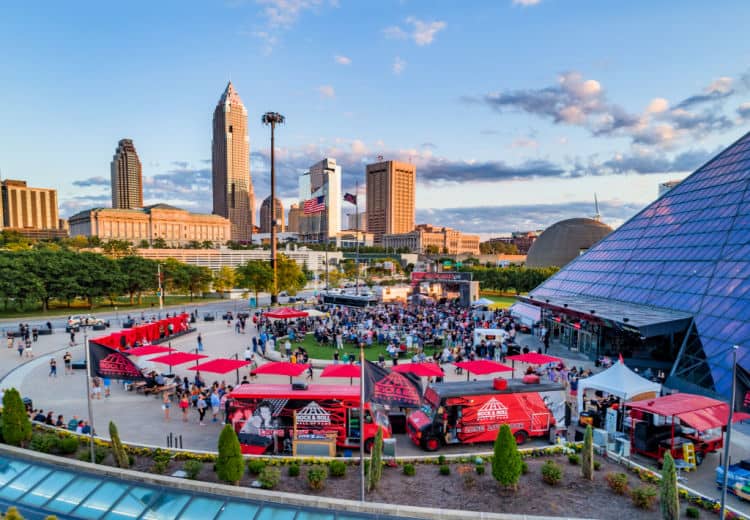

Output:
xmin=512 ymin=0 xmax=541 ymax=5
xmin=251 ymin=0 xmax=337 ymax=53
xmin=706 ymin=77 xmax=733 ymax=94
xmin=392 ymin=56 xmax=407 ymax=75
xmin=646 ymin=97 xmax=669 ymax=114
xmin=334 ymin=55 xmax=351 ymax=65
xmin=509 ymin=138 xmax=539 ymax=149
xmin=384 ymin=17 xmax=447 ymax=46
xmin=317 ymin=85 xmax=335 ymax=98
xmin=351 ymin=139 xmax=367 ymax=155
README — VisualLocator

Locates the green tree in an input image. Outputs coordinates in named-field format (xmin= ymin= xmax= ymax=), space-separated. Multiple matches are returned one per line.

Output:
xmin=184 ymin=265 xmax=212 ymax=301
xmin=118 ymin=256 xmax=158 ymax=304
xmin=660 ymin=452 xmax=680 ymax=520
xmin=2 ymin=388 xmax=31 ymax=446
xmin=138 ymin=239 xmax=150 ymax=249
xmin=212 ymin=266 xmax=237 ymax=294
xmin=581 ymin=424 xmax=594 ymax=481
xmin=216 ymin=424 xmax=244 ymax=485
xmin=325 ymin=268 xmax=344 ymax=288
xmin=341 ymin=259 xmax=357 ymax=280
xmin=424 ymin=245 xmax=439 ymax=255
xmin=162 ymin=258 xmax=189 ymax=295
xmin=492 ymin=424 xmax=522 ymax=490
xmin=78 ymin=252 xmax=123 ymax=307
xmin=201 ymin=240 xmax=214 ymax=249
xmin=186 ymin=240 xmax=201 ymax=249
xmin=152 ymin=237 xmax=168 ymax=248
xmin=109 ymin=421 xmax=130 ymax=469
xmin=275 ymin=253 xmax=306 ymax=295
xmin=235 ymin=260 xmax=273 ymax=303
xmin=101 ymin=239 xmax=134 ymax=258
xmin=367 ymin=427 xmax=383 ymax=492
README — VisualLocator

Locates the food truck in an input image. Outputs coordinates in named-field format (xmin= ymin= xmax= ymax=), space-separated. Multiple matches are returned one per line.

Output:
xmin=227 ymin=384 xmax=390 ymax=455
xmin=407 ymin=378 xmax=566 ymax=451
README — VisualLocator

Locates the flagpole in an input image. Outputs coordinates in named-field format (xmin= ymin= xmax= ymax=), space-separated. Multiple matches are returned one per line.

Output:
xmin=355 ymin=181 xmax=360 ymax=296
xmin=359 ymin=344 xmax=366 ymax=502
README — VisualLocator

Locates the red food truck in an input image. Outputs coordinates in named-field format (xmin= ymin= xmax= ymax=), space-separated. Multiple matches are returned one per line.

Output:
xmin=407 ymin=378 xmax=567 ymax=451
xmin=227 ymin=384 xmax=390 ymax=455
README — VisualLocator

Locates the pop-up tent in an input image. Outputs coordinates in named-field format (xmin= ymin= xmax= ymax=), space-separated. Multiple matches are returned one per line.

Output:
xmin=577 ymin=361 xmax=661 ymax=412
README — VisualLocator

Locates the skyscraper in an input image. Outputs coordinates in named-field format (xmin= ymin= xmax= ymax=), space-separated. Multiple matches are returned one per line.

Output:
xmin=298 ymin=158 xmax=341 ymax=242
xmin=366 ymin=160 xmax=415 ymax=243
xmin=110 ymin=139 xmax=143 ymax=209
xmin=259 ymin=196 xmax=285 ymax=233
xmin=212 ymin=82 xmax=254 ymax=242
xmin=287 ymin=203 xmax=302 ymax=233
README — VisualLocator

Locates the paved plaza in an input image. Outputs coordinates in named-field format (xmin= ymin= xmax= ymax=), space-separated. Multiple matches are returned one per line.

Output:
xmin=1 ymin=302 xmax=748 ymax=515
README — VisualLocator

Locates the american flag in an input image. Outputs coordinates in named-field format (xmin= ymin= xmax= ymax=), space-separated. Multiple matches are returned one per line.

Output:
xmin=303 ymin=195 xmax=326 ymax=214
xmin=344 ymin=192 xmax=357 ymax=205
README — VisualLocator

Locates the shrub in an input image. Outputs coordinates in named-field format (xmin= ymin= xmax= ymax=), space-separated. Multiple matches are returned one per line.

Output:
xmin=329 ymin=460 xmax=346 ymax=478
xmin=521 ymin=460 xmax=528 ymax=474
xmin=403 ymin=463 xmax=416 ymax=476
xmin=439 ymin=464 xmax=451 ymax=476
xmin=438 ymin=454 xmax=446 ymax=465
xmin=568 ymin=453 xmax=580 ymax=465
xmin=463 ymin=473 xmax=476 ymax=488
xmin=593 ymin=460 xmax=601 ymax=471
xmin=686 ymin=506 xmax=700 ymax=518
xmin=58 ymin=436 xmax=79 ymax=455
xmin=475 ymin=464 xmax=485 ymax=475
xmin=492 ymin=424 xmax=522 ymax=489
xmin=259 ymin=467 xmax=281 ymax=489
xmin=2 ymin=389 xmax=31 ymax=446
xmin=541 ymin=460 xmax=562 ymax=486
xmin=183 ymin=460 xmax=203 ymax=480
xmin=367 ymin=427 xmax=383 ymax=492
xmin=30 ymin=433 xmax=58 ymax=453
xmin=4 ymin=507 xmax=25 ymax=520
xmin=109 ymin=421 xmax=129 ymax=469
xmin=247 ymin=459 xmax=266 ymax=476
xmin=660 ymin=452 xmax=680 ymax=520
xmin=605 ymin=472 xmax=629 ymax=495
xmin=288 ymin=464 xmax=300 ymax=477
xmin=152 ymin=450 xmax=171 ymax=474
xmin=307 ymin=466 xmax=328 ymax=490
xmin=216 ymin=425 xmax=243 ymax=485
xmin=630 ymin=486 xmax=658 ymax=510
xmin=581 ymin=424 xmax=594 ymax=481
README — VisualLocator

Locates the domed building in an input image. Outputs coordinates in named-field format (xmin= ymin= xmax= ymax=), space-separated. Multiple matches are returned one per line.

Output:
xmin=525 ymin=218 xmax=612 ymax=268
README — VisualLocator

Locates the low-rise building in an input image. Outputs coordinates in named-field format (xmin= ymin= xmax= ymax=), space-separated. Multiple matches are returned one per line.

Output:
xmin=68 ymin=204 xmax=230 ymax=247
xmin=383 ymin=224 xmax=480 ymax=255
xmin=335 ymin=230 xmax=374 ymax=248
xmin=1 ymin=179 xmax=66 ymax=238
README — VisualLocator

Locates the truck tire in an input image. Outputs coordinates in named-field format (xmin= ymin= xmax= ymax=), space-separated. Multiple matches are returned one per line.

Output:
xmin=364 ymin=438 xmax=374 ymax=453
xmin=514 ymin=430 xmax=529 ymax=445
xmin=423 ymin=437 xmax=441 ymax=452
xmin=695 ymin=452 xmax=704 ymax=466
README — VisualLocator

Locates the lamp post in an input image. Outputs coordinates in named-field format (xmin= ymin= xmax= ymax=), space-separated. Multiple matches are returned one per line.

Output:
xmin=82 ymin=323 xmax=95 ymax=463
xmin=720 ymin=344 xmax=739 ymax=518
xmin=262 ymin=112 xmax=285 ymax=305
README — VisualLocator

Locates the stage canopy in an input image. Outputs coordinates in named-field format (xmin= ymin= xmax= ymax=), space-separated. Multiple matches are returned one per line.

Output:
xmin=576 ymin=361 xmax=661 ymax=412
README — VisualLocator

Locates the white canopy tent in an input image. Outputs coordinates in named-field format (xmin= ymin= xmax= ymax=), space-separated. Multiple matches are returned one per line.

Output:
xmin=472 ymin=297 xmax=495 ymax=307
xmin=509 ymin=301 xmax=541 ymax=327
xmin=303 ymin=308 xmax=327 ymax=318
xmin=576 ymin=361 xmax=661 ymax=412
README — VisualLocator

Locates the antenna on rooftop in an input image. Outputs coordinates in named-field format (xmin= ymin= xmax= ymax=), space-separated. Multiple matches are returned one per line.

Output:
xmin=593 ymin=193 xmax=601 ymax=222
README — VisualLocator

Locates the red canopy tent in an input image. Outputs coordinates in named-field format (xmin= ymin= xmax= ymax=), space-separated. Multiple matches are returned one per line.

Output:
xmin=124 ymin=345 xmax=172 ymax=357
xmin=625 ymin=393 xmax=750 ymax=432
xmin=149 ymin=352 xmax=207 ymax=366
xmin=263 ymin=308 xmax=308 ymax=319
xmin=187 ymin=359 xmax=250 ymax=374
xmin=320 ymin=363 xmax=361 ymax=385
xmin=453 ymin=360 xmax=512 ymax=381
xmin=392 ymin=362 xmax=444 ymax=377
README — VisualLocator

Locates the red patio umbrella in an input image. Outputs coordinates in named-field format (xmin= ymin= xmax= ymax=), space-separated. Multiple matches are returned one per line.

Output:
xmin=506 ymin=352 xmax=561 ymax=377
xmin=187 ymin=359 xmax=250 ymax=374
xmin=453 ymin=360 xmax=512 ymax=381
xmin=149 ymin=352 xmax=207 ymax=366
xmin=124 ymin=345 xmax=172 ymax=357
xmin=392 ymin=362 xmax=444 ymax=377
xmin=253 ymin=361 xmax=311 ymax=384
xmin=320 ymin=363 xmax=361 ymax=385
xmin=263 ymin=307 xmax=309 ymax=319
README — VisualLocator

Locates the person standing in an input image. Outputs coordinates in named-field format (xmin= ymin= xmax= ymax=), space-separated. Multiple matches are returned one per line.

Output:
xmin=49 ymin=358 xmax=57 ymax=377
xmin=196 ymin=333 xmax=204 ymax=352
xmin=244 ymin=346 xmax=253 ymax=362
xmin=63 ymin=351 xmax=72 ymax=375
xmin=69 ymin=330 xmax=76 ymax=346
xmin=196 ymin=393 xmax=207 ymax=425
xmin=284 ymin=339 xmax=292 ymax=359
xmin=103 ymin=378 xmax=111 ymax=398
xmin=162 ymin=392 xmax=171 ymax=421
xmin=179 ymin=393 xmax=190 ymax=422
xmin=210 ymin=390 xmax=221 ymax=423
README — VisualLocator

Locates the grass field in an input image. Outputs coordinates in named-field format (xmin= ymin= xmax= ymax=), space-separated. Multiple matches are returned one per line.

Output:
xmin=290 ymin=333 xmax=433 ymax=362
xmin=479 ymin=294 xmax=517 ymax=309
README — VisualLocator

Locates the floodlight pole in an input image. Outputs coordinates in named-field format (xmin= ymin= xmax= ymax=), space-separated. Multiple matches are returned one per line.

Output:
xmin=720 ymin=344 xmax=739 ymax=518
xmin=262 ymin=112 xmax=285 ymax=305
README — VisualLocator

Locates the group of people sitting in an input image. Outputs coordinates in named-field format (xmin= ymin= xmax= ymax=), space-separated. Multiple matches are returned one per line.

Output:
xmin=30 ymin=409 xmax=91 ymax=434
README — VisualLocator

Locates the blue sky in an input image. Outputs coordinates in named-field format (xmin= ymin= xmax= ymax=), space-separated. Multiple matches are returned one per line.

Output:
xmin=1 ymin=0 xmax=750 ymax=235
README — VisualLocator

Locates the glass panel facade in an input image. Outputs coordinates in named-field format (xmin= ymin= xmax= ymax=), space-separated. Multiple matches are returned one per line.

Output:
xmin=19 ymin=470 xmax=75 ymax=507
xmin=531 ymin=131 xmax=750 ymax=399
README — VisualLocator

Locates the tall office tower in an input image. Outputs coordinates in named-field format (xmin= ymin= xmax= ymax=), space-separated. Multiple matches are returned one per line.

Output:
xmin=110 ymin=139 xmax=143 ymax=209
xmin=212 ymin=82 xmax=254 ymax=242
xmin=287 ymin=203 xmax=302 ymax=233
xmin=298 ymin=158 xmax=341 ymax=241
xmin=259 ymin=196 xmax=285 ymax=233
xmin=366 ymin=160 xmax=415 ymax=243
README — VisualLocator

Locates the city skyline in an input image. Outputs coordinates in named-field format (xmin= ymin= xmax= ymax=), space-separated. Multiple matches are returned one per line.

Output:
xmin=2 ymin=1 xmax=750 ymax=236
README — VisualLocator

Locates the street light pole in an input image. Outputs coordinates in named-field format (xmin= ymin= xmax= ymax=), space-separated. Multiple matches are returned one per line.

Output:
xmin=720 ymin=344 xmax=739 ymax=518
xmin=262 ymin=112 xmax=285 ymax=305
xmin=83 ymin=324 xmax=95 ymax=463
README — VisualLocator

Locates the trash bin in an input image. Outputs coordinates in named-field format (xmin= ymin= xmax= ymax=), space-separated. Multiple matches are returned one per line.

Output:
xmin=383 ymin=438 xmax=396 ymax=458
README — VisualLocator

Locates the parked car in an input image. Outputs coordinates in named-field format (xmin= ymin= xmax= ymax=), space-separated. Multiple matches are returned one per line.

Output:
xmin=66 ymin=315 xmax=108 ymax=331
xmin=278 ymin=291 xmax=304 ymax=304
xmin=716 ymin=459 xmax=750 ymax=501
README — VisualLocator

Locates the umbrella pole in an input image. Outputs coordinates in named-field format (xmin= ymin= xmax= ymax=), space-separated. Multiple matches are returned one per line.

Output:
xmin=359 ymin=344 xmax=366 ymax=503
xmin=233 ymin=353 xmax=239 ymax=385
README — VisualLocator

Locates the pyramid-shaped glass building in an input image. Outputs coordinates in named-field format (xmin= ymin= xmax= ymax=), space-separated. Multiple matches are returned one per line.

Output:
xmin=525 ymin=132 xmax=750 ymax=406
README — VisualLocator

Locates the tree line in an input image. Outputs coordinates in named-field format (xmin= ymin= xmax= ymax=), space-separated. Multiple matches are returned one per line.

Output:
xmin=458 ymin=264 xmax=559 ymax=294
xmin=0 ymin=247 xmax=306 ymax=312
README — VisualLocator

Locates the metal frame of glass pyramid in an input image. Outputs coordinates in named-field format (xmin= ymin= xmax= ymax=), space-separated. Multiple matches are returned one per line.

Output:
xmin=527 ymin=131 xmax=750 ymax=404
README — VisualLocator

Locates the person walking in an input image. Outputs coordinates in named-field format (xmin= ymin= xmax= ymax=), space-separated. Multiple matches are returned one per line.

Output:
xmin=162 ymin=392 xmax=171 ymax=421
xmin=63 ymin=351 xmax=72 ymax=375
xmin=103 ymin=378 xmax=111 ymax=398
xmin=210 ymin=389 xmax=221 ymax=423
xmin=196 ymin=393 xmax=207 ymax=425
xmin=244 ymin=346 xmax=253 ymax=362
xmin=49 ymin=358 xmax=57 ymax=377
xmin=179 ymin=393 xmax=190 ymax=422
xmin=196 ymin=333 xmax=204 ymax=352
xmin=69 ymin=330 xmax=76 ymax=346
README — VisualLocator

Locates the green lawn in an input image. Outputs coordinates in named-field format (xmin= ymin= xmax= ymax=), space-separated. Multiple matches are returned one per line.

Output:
xmin=295 ymin=334 xmax=392 ymax=362
xmin=479 ymin=295 xmax=518 ymax=309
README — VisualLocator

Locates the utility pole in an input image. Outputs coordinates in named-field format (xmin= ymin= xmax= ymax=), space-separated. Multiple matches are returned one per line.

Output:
xmin=262 ymin=112 xmax=285 ymax=305
xmin=157 ymin=264 xmax=163 ymax=310
xmin=720 ymin=345 xmax=739 ymax=518
xmin=83 ymin=324 xmax=95 ymax=463
xmin=355 ymin=180 xmax=360 ymax=295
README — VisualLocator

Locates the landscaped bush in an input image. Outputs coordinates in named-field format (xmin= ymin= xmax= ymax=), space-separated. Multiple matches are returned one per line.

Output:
xmin=630 ymin=486 xmax=658 ymax=510
xmin=216 ymin=425 xmax=243 ymax=485
xmin=259 ymin=467 xmax=281 ymax=489
xmin=438 ymin=454 xmax=446 ymax=465
xmin=686 ymin=506 xmax=700 ymax=518
xmin=30 ymin=433 xmax=58 ymax=453
xmin=568 ymin=453 xmax=580 ymax=465
xmin=521 ymin=460 xmax=528 ymax=474
xmin=475 ymin=464 xmax=485 ymax=475
xmin=541 ymin=460 xmax=562 ymax=486
xmin=439 ymin=464 xmax=451 ymax=476
xmin=329 ymin=460 xmax=346 ymax=478
xmin=247 ymin=459 xmax=266 ymax=476
xmin=307 ymin=466 xmax=328 ymax=490
xmin=593 ymin=460 xmax=601 ymax=471
xmin=151 ymin=451 xmax=171 ymax=474
xmin=492 ymin=424 xmax=522 ymax=490
xmin=183 ymin=460 xmax=203 ymax=480
xmin=403 ymin=463 xmax=416 ymax=476
xmin=58 ymin=436 xmax=79 ymax=455
xmin=605 ymin=472 xmax=629 ymax=495
xmin=288 ymin=464 xmax=300 ymax=477
xmin=2 ymin=389 xmax=31 ymax=447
